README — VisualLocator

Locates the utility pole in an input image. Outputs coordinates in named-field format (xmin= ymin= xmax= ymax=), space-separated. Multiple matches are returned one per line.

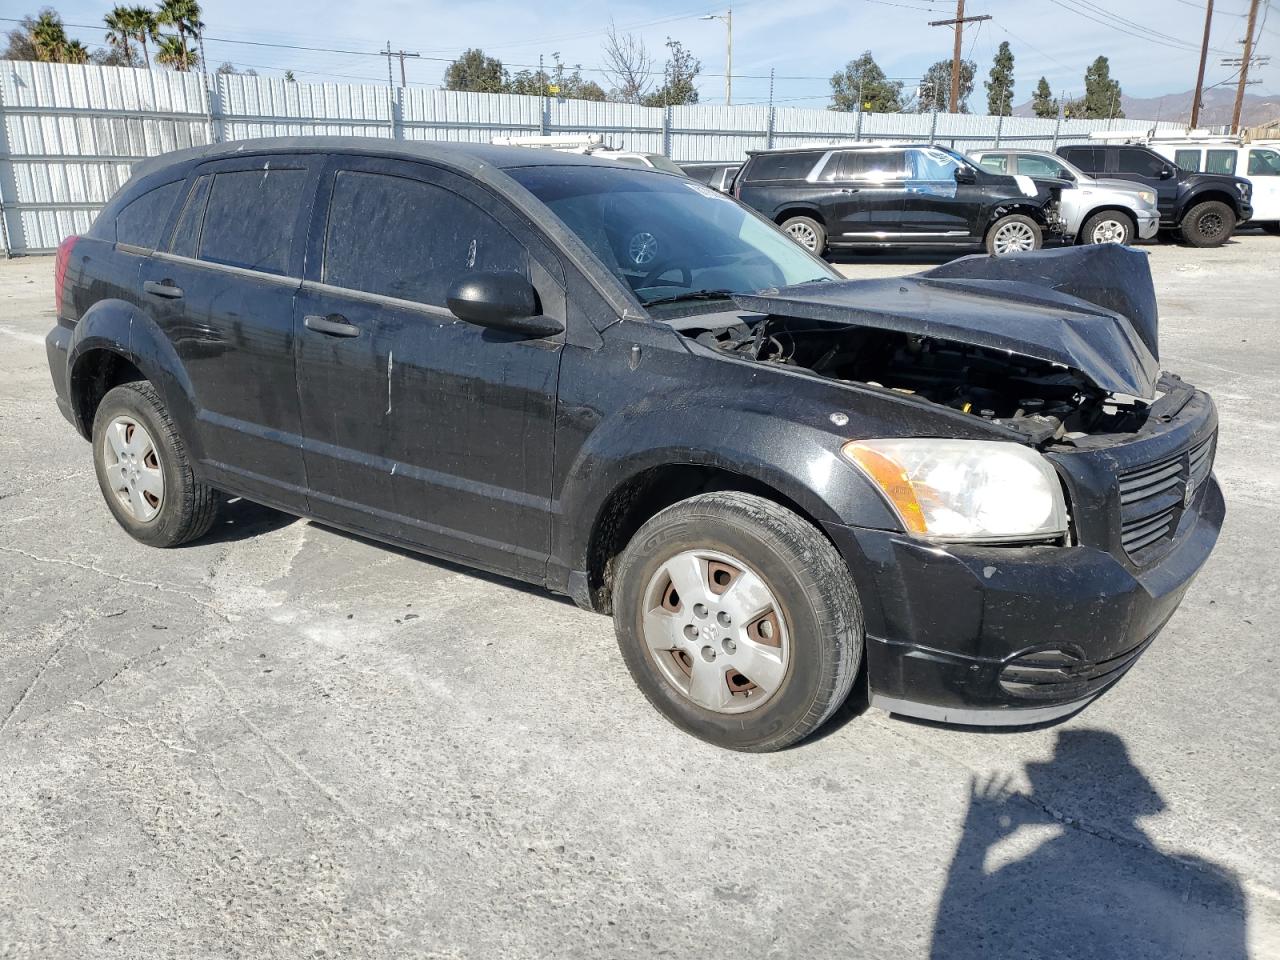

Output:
xmin=1190 ymin=0 xmax=1214 ymax=128
xmin=929 ymin=0 xmax=991 ymax=113
xmin=700 ymin=9 xmax=733 ymax=105
xmin=1231 ymin=0 xmax=1261 ymax=134
xmin=382 ymin=43 xmax=421 ymax=88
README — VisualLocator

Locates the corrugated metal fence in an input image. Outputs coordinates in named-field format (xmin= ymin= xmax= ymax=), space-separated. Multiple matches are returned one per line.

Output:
xmin=0 ymin=59 xmax=1187 ymax=254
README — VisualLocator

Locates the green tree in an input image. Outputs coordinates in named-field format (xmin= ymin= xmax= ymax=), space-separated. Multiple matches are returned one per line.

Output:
xmin=1032 ymin=76 xmax=1056 ymax=118
xmin=125 ymin=6 xmax=158 ymax=69
xmin=104 ymin=7 xmax=134 ymax=63
xmin=284 ymin=69 xmax=296 ymax=82
xmin=1081 ymin=55 xmax=1123 ymax=119
xmin=643 ymin=38 xmax=700 ymax=107
xmin=829 ymin=51 xmax=903 ymax=113
xmin=443 ymin=48 xmax=508 ymax=93
xmin=156 ymin=0 xmax=202 ymax=71
xmin=155 ymin=33 xmax=195 ymax=70
xmin=32 ymin=10 xmax=72 ymax=62
xmin=64 ymin=38 xmax=89 ymax=63
xmin=506 ymin=54 xmax=606 ymax=101
xmin=985 ymin=41 xmax=1014 ymax=116
xmin=917 ymin=58 xmax=975 ymax=113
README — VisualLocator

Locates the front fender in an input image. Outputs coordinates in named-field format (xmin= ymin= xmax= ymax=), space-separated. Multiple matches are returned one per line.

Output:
xmin=68 ymin=299 xmax=200 ymax=454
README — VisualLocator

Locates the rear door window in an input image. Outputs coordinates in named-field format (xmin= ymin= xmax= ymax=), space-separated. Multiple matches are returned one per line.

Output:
xmin=744 ymin=152 xmax=821 ymax=182
xmin=1174 ymin=149 xmax=1202 ymax=172
xmin=1059 ymin=146 xmax=1104 ymax=172
xmin=322 ymin=170 xmax=527 ymax=308
xmin=834 ymin=150 xmax=908 ymax=181
xmin=1206 ymin=149 xmax=1237 ymax=175
xmin=977 ymin=154 xmax=1008 ymax=174
xmin=197 ymin=168 xmax=309 ymax=275
xmin=1116 ymin=150 xmax=1167 ymax=177
xmin=114 ymin=181 xmax=182 ymax=249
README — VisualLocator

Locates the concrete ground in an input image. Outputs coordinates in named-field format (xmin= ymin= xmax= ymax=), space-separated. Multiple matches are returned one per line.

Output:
xmin=1 ymin=234 xmax=1278 ymax=959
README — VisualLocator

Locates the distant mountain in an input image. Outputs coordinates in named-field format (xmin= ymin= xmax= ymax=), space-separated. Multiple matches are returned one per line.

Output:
xmin=1012 ymin=87 xmax=1280 ymax=127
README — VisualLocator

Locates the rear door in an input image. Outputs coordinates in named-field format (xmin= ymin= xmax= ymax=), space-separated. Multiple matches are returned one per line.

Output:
xmin=293 ymin=156 xmax=567 ymax=580
xmin=1246 ymin=146 xmax=1280 ymax=221
xmin=139 ymin=154 xmax=322 ymax=510
xmin=819 ymin=148 xmax=909 ymax=238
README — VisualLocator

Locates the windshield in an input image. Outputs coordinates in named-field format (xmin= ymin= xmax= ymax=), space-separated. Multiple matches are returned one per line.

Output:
xmin=508 ymin=165 xmax=836 ymax=309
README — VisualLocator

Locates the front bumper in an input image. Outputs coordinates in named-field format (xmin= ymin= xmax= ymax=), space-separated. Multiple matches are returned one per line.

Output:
xmin=1136 ymin=212 xmax=1160 ymax=240
xmin=822 ymin=474 xmax=1224 ymax=726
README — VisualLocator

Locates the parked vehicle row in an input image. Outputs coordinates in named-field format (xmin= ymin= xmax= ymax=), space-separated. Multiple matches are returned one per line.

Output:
xmin=48 ymin=137 xmax=1223 ymax=751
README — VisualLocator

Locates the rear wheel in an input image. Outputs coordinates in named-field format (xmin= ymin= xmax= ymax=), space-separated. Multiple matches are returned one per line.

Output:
xmin=780 ymin=215 xmax=827 ymax=256
xmin=985 ymin=214 xmax=1042 ymax=256
xmin=1180 ymin=200 xmax=1235 ymax=247
xmin=612 ymin=492 xmax=863 ymax=752
xmin=92 ymin=381 xmax=218 ymax=547
xmin=1079 ymin=210 xmax=1135 ymax=245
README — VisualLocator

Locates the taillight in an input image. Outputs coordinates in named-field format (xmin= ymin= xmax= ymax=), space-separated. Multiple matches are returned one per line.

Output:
xmin=54 ymin=235 xmax=78 ymax=317
xmin=733 ymin=176 xmax=742 ymax=199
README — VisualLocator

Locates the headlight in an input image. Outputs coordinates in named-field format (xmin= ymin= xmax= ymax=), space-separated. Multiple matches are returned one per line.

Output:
xmin=843 ymin=439 xmax=1069 ymax=542
xmin=1235 ymin=182 xmax=1250 ymax=198
xmin=1138 ymin=189 xmax=1156 ymax=206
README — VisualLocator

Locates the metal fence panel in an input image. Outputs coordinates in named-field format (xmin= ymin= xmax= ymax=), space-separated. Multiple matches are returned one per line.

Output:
xmin=0 ymin=59 xmax=1193 ymax=254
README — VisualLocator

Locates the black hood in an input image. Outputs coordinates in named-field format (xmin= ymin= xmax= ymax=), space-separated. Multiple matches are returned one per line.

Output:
xmin=733 ymin=245 xmax=1161 ymax=399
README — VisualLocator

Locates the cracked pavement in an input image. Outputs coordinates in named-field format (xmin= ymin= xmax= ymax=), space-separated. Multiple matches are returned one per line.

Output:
xmin=2 ymin=237 xmax=1279 ymax=958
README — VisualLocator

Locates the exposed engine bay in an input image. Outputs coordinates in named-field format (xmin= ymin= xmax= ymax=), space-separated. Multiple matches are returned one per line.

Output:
xmin=690 ymin=317 xmax=1151 ymax=443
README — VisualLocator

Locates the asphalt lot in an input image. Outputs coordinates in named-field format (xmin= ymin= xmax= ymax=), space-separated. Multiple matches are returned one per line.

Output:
xmin=2 ymin=234 xmax=1278 ymax=959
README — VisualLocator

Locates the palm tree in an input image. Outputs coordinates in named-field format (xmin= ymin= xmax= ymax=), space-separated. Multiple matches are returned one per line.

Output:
xmin=31 ymin=11 xmax=70 ymax=62
xmin=126 ymin=6 xmax=159 ymax=69
xmin=104 ymin=7 xmax=134 ymax=63
xmin=156 ymin=0 xmax=203 ymax=72
xmin=64 ymin=40 xmax=90 ymax=65
xmin=155 ymin=34 xmax=195 ymax=71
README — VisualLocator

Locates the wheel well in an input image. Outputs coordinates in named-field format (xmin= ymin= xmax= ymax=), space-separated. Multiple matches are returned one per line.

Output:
xmin=1183 ymin=191 xmax=1239 ymax=217
xmin=1077 ymin=206 xmax=1137 ymax=241
xmin=585 ymin=464 xmax=823 ymax=615
xmin=775 ymin=208 xmax=825 ymax=227
xmin=71 ymin=349 xmax=145 ymax=434
xmin=985 ymin=205 xmax=1045 ymax=234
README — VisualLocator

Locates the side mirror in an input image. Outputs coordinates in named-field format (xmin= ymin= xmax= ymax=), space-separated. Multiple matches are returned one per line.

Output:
xmin=1160 ymin=165 xmax=1175 ymax=179
xmin=446 ymin=272 xmax=564 ymax=338
xmin=955 ymin=165 xmax=977 ymax=184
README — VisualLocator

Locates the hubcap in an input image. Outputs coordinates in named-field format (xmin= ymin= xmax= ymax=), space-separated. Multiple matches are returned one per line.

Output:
xmin=628 ymin=231 xmax=659 ymax=265
xmin=640 ymin=549 xmax=790 ymax=714
xmin=993 ymin=221 xmax=1036 ymax=255
xmin=102 ymin=415 xmax=164 ymax=522
xmin=786 ymin=223 xmax=818 ymax=251
xmin=1091 ymin=219 xmax=1128 ymax=244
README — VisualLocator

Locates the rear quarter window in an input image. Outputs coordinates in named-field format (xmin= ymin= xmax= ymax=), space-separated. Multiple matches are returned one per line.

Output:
xmin=1059 ymin=146 xmax=1104 ymax=172
xmin=114 ymin=181 xmax=182 ymax=249
xmin=197 ymin=168 xmax=309 ymax=275
xmin=743 ymin=153 xmax=821 ymax=182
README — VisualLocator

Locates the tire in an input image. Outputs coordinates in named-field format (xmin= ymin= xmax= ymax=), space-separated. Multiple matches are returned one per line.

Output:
xmin=91 ymin=381 xmax=219 ymax=547
xmin=611 ymin=491 xmax=863 ymax=752
xmin=1180 ymin=200 xmax=1236 ymax=247
xmin=1079 ymin=210 xmax=1135 ymax=245
xmin=780 ymin=215 xmax=827 ymax=256
xmin=1260 ymin=222 xmax=1280 ymax=236
xmin=985 ymin=214 xmax=1042 ymax=256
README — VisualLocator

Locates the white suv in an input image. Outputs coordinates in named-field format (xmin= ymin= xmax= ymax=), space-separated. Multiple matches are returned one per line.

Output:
xmin=1147 ymin=137 xmax=1280 ymax=234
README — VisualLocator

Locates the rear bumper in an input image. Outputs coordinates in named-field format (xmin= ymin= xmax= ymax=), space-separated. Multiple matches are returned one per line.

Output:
xmin=45 ymin=322 xmax=78 ymax=432
xmin=823 ymin=474 xmax=1224 ymax=727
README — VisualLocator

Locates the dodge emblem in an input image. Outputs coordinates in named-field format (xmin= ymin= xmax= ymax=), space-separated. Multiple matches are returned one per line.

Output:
xmin=1183 ymin=477 xmax=1196 ymax=508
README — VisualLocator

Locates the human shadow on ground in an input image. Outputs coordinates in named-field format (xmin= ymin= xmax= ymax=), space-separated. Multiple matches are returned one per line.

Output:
xmin=930 ymin=728 xmax=1249 ymax=960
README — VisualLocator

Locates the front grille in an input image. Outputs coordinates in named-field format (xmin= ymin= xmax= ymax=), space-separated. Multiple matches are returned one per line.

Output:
xmin=1117 ymin=433 xmax=1215 ymax=561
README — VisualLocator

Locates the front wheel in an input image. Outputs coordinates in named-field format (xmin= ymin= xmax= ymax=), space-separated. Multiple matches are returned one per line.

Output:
xmin=1079 ymin=210 xmax=1135 ymax=245
xmin=779 ymin=215 xmax=827 ymax=256
xmin=1180 ymin=200 xmax=1236 ymax=247
xmin=611 ymin=492 xmax=863 ymax=752
xmin=985 ymin=214 xmax=1042 ymax=256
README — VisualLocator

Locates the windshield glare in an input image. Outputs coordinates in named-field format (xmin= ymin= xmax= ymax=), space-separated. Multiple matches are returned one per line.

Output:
xmin=508 ymin=165 xmax=836 ymax=308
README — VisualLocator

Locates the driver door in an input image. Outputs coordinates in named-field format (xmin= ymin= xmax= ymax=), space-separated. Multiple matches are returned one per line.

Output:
xmin=293 ymin=156 xmax=567 ymax=580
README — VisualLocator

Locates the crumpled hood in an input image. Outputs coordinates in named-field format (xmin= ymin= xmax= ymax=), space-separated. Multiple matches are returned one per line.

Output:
xmin=732 ymin=244 xmax=1160 ymax=399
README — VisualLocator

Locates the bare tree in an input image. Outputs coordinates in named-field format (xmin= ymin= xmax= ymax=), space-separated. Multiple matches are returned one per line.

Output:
xmin=602 ymin=20 xmax=653 ymax=104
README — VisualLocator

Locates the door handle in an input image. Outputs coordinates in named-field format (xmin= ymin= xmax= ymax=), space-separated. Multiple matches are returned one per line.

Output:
xmin=143 ymin=279 xmax=184 ymax=299
xmin=840 ymin=188 xmax=860 ymax=194
xmin=304 ymin=314 xmax=360 ymax=338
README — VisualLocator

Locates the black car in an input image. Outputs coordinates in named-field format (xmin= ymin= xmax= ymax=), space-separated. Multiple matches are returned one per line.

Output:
xmin=1057 ymin=143 xmax=1253 ymax=247
xmin=47 ymin=137 xmax=1223 ymax=751
xmin=733 ymin=143 xmax=1065 ymax=256
xmin=680 ymin=161 xmax=741 ymax=193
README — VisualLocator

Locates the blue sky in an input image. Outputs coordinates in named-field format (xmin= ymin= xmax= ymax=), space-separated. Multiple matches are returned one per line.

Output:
xmin=44 ymin=0 xmax=1279 ymax=107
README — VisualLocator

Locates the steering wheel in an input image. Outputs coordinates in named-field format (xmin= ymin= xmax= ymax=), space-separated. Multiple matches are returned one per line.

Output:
xmin=640 ymin=260 xmax=693 ymax=290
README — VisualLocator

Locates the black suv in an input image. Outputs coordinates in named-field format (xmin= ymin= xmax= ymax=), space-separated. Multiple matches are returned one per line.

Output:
xmin=47 ymin=137 xmax=1222 ymax=751
xmin=1058 ymin=143 xmax=1253 ymax=247
xmin=733 ymin=143 xmax=1064 ymax=256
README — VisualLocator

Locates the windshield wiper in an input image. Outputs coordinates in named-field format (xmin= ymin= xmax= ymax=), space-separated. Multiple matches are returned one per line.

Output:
xmin=640 ymin=288 xmax=735 ymax=308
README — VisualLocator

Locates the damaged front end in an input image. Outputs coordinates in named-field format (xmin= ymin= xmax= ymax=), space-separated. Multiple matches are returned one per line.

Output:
xmin=691 ymin=244 xmax=1164 ymax=447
